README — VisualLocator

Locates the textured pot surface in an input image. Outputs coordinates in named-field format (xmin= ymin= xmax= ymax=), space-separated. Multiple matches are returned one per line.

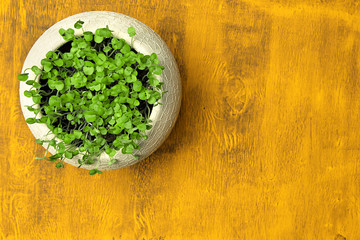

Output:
xmin=19 ymin=11 xmax=181 ymax=170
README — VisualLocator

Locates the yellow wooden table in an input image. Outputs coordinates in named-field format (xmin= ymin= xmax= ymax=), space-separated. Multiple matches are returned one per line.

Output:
xmin=1 ymin=0 xmax=360 ymax=239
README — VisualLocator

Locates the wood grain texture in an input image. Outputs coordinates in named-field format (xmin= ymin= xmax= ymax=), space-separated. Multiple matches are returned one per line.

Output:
xmin=1 ymin=0 xmax=360 ymax=239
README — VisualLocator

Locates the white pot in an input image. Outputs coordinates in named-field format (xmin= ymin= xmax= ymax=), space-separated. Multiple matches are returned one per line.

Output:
xmin=19 ymin=11 xmax=181 ymax=170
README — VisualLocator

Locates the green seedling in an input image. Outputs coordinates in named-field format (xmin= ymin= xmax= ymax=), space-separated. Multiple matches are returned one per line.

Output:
xmin=19 ymin=20 xmax=164 ymax=175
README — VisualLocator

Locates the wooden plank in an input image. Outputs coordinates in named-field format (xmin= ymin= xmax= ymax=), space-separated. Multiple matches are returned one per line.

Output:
xmin=1 ymin=0 xmax=360 ymax=239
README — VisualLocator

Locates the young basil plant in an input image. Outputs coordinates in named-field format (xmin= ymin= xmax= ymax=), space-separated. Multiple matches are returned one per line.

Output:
xmin=18 ymin=20 xmax=165 ymax=175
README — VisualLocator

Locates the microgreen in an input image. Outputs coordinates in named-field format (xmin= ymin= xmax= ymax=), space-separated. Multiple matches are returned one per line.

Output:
xmin=74 ymin=20 xmax=84 ymax=29
xmin=19 ymin=20 xmax=164 ymax=174
xmin=128 ymin=26 xmax=136 ymax=47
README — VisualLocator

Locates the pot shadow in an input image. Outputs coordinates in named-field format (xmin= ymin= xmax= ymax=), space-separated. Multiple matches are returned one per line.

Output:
xmin=127 ymin=14 xmax=197 ymax=176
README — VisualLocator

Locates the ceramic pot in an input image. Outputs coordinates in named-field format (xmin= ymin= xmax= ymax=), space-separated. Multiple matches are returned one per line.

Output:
xmin=19 ymin=11 xmax=181 ymax=170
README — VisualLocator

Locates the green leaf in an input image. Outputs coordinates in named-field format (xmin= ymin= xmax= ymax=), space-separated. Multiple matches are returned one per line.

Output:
xmin=150 ymin=53 xmax=158 ymax=61
xmin=86 ymin=91 xmax=93 ymax=99
xmin=83 ymin=66 xmax=94 ymax=75
xmin=65 ymin=151 xmax=73 ymax=159
xmin=26 ymin=80 xmax=34 ymax=85
xmin=35 ymin=139 xmax=43 ymax=145
xmin=95 ymin=27 xmax=112 ymax=38
xmin=41 ymin=58 xmax=51 ymax=66
xmin=32 ymin=96 xmax=42 ymax=104
xmin=49 ymin=96 xmax=60 ymax=107
xmin=48 ymin=79 xmax=56 ymax=89
xmin=121 ymin=44 xmax=130 ymax=54
xmin=74 ymin=20 xmax=84 ymax=29
xmin=137 ymin=123 xmax=147 ymax=131
xmin=51 ymin=69 xmax=59 ymax=77
xmin=96 ymin=66 xmax=104 ymax=72
xmin=139 ymin=91 xmax=147 ymax=100
xmin=66 ymin=103 xmax=73 ymax=112
xmin=148 ymin=96 xmax=156 ymax=104
xmin=18 ymin=73 xmax=29 ymax=81
xmin=94 ymin=35 xmax=104 ymax=43
xmin=56 ymin=162 xmax=64 ymax=168
xmin=98 ymin=53 xmax=107 ymax=62
xmin=153 ymin=66 xmax=164 ymax=75
xmin=33 ymin=82 xmax=41 ymax=89
xmin=89 ymin=169 xmax=102 ymax=175
xmin=112 ymin=137 xmax=122 ymax=148
xmin=108 ymin=118 xmax=116 ymax=125
xmin=78 ymin=41 xmax=88 ymax=49
xmin=31 ymin=66 xmax=42 ymax=75
xmin=112 ymin=38 xmax=124 ymax=50
xmin=149 ymin=77 xmax=160 ymax=87
xmin=84 ymin=113 xmax=97 ymax=122
xmin=63 ymin=52 xmax=73 ymax=60
xmin=124 ymin=121 xmax=132 ymax=129
xmin=128 ymin=26 xmax=136 ymax=37
xmin=103 ymin=46 xmax=112 ymax=53
xmin=59 ymin=28 xmax=66 ymax=35
xmin=24 ymin=90 xmax=33 ymax=97
xmin=47 ymin=155 xmax=59 ymax=162
xmin=57 ymin=142 xmax=66 ymax=154
xmin=66 ymin=27 xmax=75 ymax=34
xmin=105 ymin=148 xmax=117 ymax=157
xmin=44 ymin=64 xmax=53 ymax=72
xmin=84 ymin=61 xmax=94 ymax=67
xmin=67 ymin=114 xmax=74 ymax=121
xmin=54 ymin=81 xmax=64 ymax=91
xmin=83 ymin=31 xmax=93 ymax=41
xmin=124 ymin=144 xmax=134 ymax=154
xmin=124 ymin=66 xmax=132 ymax=76
xmin=73 ymin=130 xmax=82 ymax=139
xmin=73 ymin=58 xmax=85 ymax=69
xmin=98 ymin=94 xmax=105 ymax=101
xmin=83 ymin=126 xmax=91 ymax=132
xmin=95 ymin=118 xmax=104 ymax=126
xmin=27 ymin=106 xmax=35 ymax=112
xmin=94 ymin=84 xmax=101 ymax=91
xmin=90 ymin=128 xmax=100 ymax=136
xmin=26 ymin=118 xmax=36 ymax=124
xmin=63 ymin=28 xmax=75 ymax=41
xmin=49 ymin=139 xmax=57 ymax=147
xmin=54 ymin=59 xmax=64 ymax=67
xmin=64 ymin=134 xmax=75 ymax=144
xmin=100 ymin=127 xmax=107 ymax=135
xmin=132 ymin=81 xmax=142 ymax=92
xmin=38 ymin=116 xmax=47 ymax=123
xmin=46 ymin=51 xmax=55 ymax=59
xmin=53 ymin=127 xmax=63 ymax=134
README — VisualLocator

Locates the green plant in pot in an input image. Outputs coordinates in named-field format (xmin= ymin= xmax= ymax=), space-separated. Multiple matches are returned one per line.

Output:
xmin=18 ymin=20 xmax=165 ymax=175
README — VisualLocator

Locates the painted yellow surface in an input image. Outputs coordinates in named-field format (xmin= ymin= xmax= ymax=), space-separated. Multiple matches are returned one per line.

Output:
xmin=1 ymin=0 xmax=360 ymax=239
